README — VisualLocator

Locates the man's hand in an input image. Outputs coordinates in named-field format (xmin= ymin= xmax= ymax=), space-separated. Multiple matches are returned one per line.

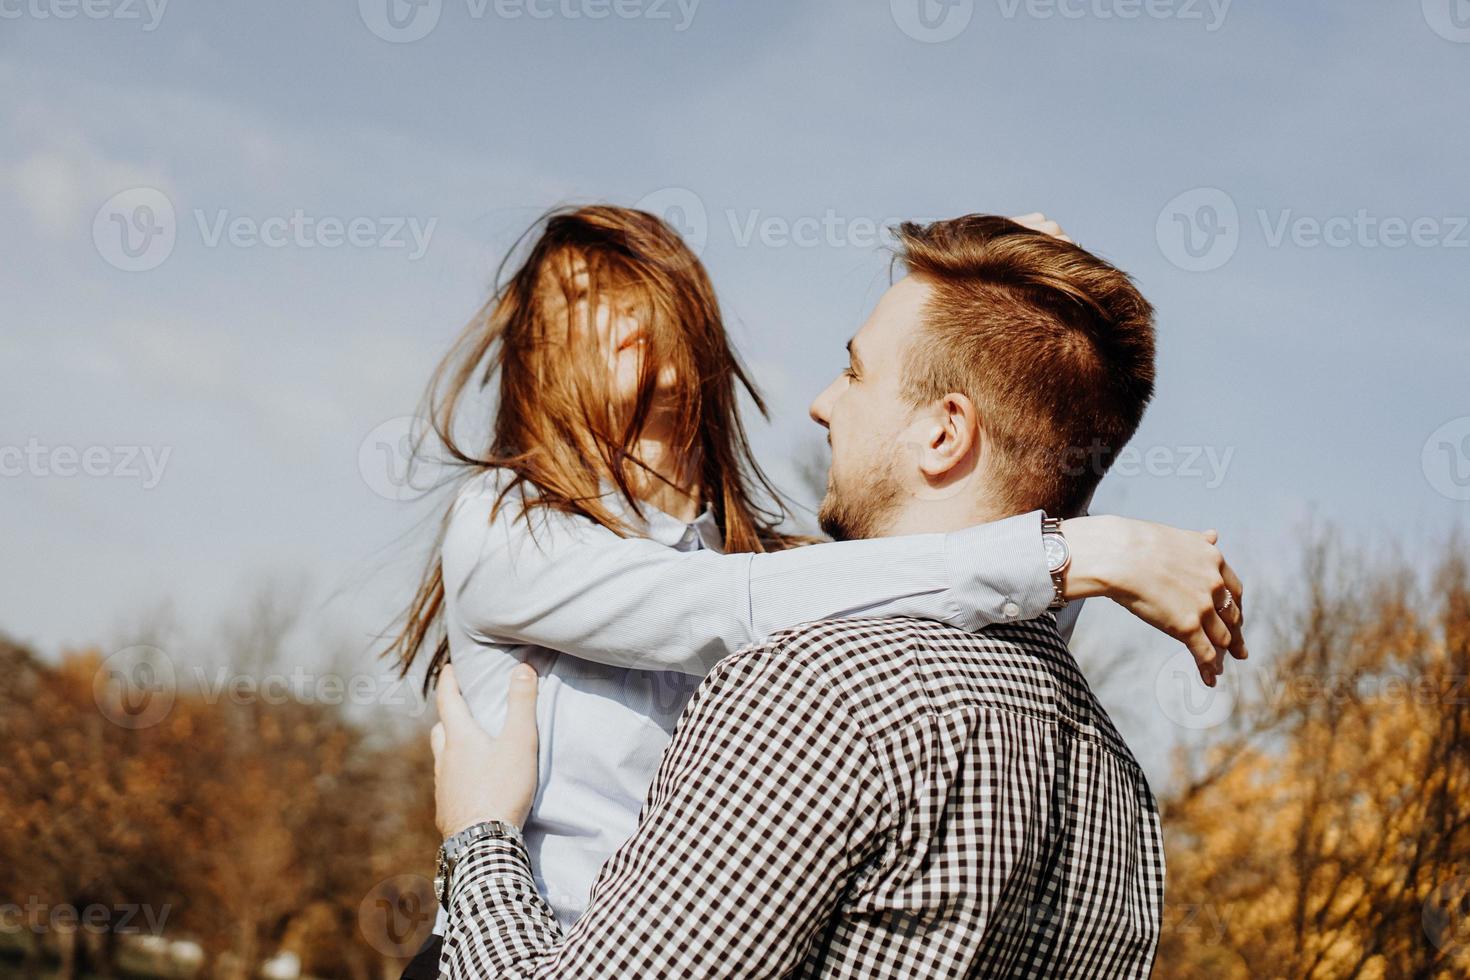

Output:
xmin=431 ymin=663 xmax=540 ymax=838
xmin=1062 ymin=516 xmax=1247 ymax=687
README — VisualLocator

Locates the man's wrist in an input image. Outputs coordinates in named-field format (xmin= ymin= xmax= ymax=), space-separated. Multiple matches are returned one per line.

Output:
xmin=436 ymin=820 xmax=526 ymax=909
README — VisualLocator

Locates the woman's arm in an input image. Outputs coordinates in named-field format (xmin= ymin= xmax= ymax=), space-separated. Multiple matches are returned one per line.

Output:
xmin=443 ymin=474 xmax=1243 ymax=680
xmin=443 ymin=477 xmax=1048 ymax=677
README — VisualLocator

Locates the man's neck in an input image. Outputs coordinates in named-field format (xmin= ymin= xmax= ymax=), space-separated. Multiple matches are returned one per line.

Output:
xmin=879 ymin=493 xmax=1011 ymax=538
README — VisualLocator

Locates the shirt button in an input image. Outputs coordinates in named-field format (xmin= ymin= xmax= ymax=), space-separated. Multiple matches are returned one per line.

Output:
xmin=1002 ymin=600 xmax=1021 ymax=619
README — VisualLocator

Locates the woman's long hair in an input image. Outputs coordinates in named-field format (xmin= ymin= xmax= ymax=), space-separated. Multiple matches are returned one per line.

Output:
xmin=386 ymin=205 xmax=800 ymax=690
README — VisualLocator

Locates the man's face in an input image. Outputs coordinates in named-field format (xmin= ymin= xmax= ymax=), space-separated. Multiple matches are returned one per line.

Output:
xmin=808 ymin=276 xmax=932 ymax=541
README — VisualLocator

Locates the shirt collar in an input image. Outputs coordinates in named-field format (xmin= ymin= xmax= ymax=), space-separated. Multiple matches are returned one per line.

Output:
xmin=597 ymin=482 xmax=725 ymax=553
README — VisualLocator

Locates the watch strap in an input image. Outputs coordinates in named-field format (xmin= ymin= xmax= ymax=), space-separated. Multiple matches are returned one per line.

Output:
xmin=1041 ymin=516 xmax=1068 ymax=610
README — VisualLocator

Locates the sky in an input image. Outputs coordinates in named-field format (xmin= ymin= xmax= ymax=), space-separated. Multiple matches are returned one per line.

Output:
xmin=2 ymin=0 xmax=1468 ymax=774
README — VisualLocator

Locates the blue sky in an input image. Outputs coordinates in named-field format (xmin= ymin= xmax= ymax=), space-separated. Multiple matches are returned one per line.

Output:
xmin=2 ymin=0 xmax=1467 ymax=770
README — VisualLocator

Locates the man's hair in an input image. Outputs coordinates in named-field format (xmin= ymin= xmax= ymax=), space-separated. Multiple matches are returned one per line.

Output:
xmin=894 ymin=215 xmax=1156 ymax=518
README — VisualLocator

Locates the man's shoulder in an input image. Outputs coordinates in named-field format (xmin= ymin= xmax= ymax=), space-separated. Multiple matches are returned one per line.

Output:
xmin=707 ymin=615 xmax=1089 ymax=742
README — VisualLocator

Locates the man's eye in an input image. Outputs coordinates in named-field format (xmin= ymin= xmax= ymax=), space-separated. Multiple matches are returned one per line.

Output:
xmin=842 ymin=368 xmax=857 ymax=380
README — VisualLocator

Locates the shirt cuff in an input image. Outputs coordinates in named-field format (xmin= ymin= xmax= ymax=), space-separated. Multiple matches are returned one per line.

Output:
xmin=449 ymin=835 xmax=536 ymax=905
xmin=943 ymin=510 xmax=1054 ymax=632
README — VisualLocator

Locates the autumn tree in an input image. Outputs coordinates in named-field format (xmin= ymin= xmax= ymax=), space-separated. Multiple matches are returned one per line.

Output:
xmin=1156 ymin=538 xmax=1470 ymax=979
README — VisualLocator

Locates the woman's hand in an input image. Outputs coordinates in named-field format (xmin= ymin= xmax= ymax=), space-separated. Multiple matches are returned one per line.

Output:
xmin=1062 ymin=516 xmax=1247 ymax=687
xmin=431 ymin=663 xmax=541 ymax=838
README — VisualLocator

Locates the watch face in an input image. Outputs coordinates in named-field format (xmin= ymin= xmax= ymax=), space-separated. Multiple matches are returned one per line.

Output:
xmin=1043 ymin=534 xmax=1069 ymax=572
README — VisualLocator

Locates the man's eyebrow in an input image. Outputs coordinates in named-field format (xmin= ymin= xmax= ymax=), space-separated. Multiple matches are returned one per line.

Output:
xmin=845 ymin=339 xmax=865 ymax=372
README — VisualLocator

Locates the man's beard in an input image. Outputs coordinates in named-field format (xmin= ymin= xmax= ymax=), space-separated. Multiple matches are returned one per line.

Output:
xmin=817 ymin=451 xmax=905 ymax=542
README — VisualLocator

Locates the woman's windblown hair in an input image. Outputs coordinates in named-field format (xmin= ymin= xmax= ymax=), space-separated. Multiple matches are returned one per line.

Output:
xmin=386 ymin=205 xmax=798 ymax=690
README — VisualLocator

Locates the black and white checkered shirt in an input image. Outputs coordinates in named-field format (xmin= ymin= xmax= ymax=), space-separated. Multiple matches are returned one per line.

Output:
xmin=441 ymin=615 xmax=1165 ymax=978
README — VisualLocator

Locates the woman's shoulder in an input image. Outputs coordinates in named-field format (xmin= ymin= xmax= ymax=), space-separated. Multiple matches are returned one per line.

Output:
xmin=446 ymin=467 xmax=597 ymax=554
xmin=451 ymin=467 xmax=542 ymax=528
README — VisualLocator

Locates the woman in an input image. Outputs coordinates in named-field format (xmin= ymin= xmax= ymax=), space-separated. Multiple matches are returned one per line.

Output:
xmin=388 ymin=205 xmax=1240 ymax=926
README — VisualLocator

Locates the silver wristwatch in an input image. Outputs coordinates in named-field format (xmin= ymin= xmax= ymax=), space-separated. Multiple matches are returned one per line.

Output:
xmin=1041 ymin=516 xmax=1071 ymax=610
xmin=434 ymin=820 xmax=525 ymax=909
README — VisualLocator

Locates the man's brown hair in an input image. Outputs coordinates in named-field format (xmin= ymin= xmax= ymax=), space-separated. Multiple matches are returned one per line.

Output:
xmin=894 ymin=214 xmax=1156 ymax=517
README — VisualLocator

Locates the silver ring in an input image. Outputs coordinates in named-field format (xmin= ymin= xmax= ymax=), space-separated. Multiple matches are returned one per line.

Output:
xmin=1218 ymin=588 xmax=1235 ymax=613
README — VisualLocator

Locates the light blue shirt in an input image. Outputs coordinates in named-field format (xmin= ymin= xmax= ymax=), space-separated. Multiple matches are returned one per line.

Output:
xmin=439 ymin=468 xmax=1076 ymax=927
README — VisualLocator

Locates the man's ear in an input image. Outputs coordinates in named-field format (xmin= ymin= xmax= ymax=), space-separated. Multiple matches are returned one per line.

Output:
xmin=914 ymin=392 xmax=981 ymax=484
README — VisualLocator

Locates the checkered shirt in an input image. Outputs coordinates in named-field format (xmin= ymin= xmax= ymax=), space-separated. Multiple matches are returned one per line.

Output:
xmin=441 ymin=614 xmax=1165 ymax=978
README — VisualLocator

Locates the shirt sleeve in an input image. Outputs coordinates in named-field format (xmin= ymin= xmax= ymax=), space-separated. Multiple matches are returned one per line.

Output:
xmin=442 ymin=472 xmax=1058 ymax=676
xmin=439 ymin=642 xmax=887 ymax=979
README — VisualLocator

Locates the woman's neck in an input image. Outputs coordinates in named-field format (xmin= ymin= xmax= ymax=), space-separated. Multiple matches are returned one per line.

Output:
xmin=624 ymin=416 xmax=702 ymax=523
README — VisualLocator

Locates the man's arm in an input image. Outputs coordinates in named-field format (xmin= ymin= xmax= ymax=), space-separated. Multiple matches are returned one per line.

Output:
xmin=436 ymin=646 xmax=885 ymax=978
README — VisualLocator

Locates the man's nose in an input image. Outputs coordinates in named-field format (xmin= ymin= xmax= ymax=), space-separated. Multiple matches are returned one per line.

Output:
xmin=809 ymin=379 xmax=837 ymax=427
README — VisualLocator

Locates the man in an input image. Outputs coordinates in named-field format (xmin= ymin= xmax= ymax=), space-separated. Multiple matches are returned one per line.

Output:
xmin=428 ymin=215 xmax=1241 ymax=977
